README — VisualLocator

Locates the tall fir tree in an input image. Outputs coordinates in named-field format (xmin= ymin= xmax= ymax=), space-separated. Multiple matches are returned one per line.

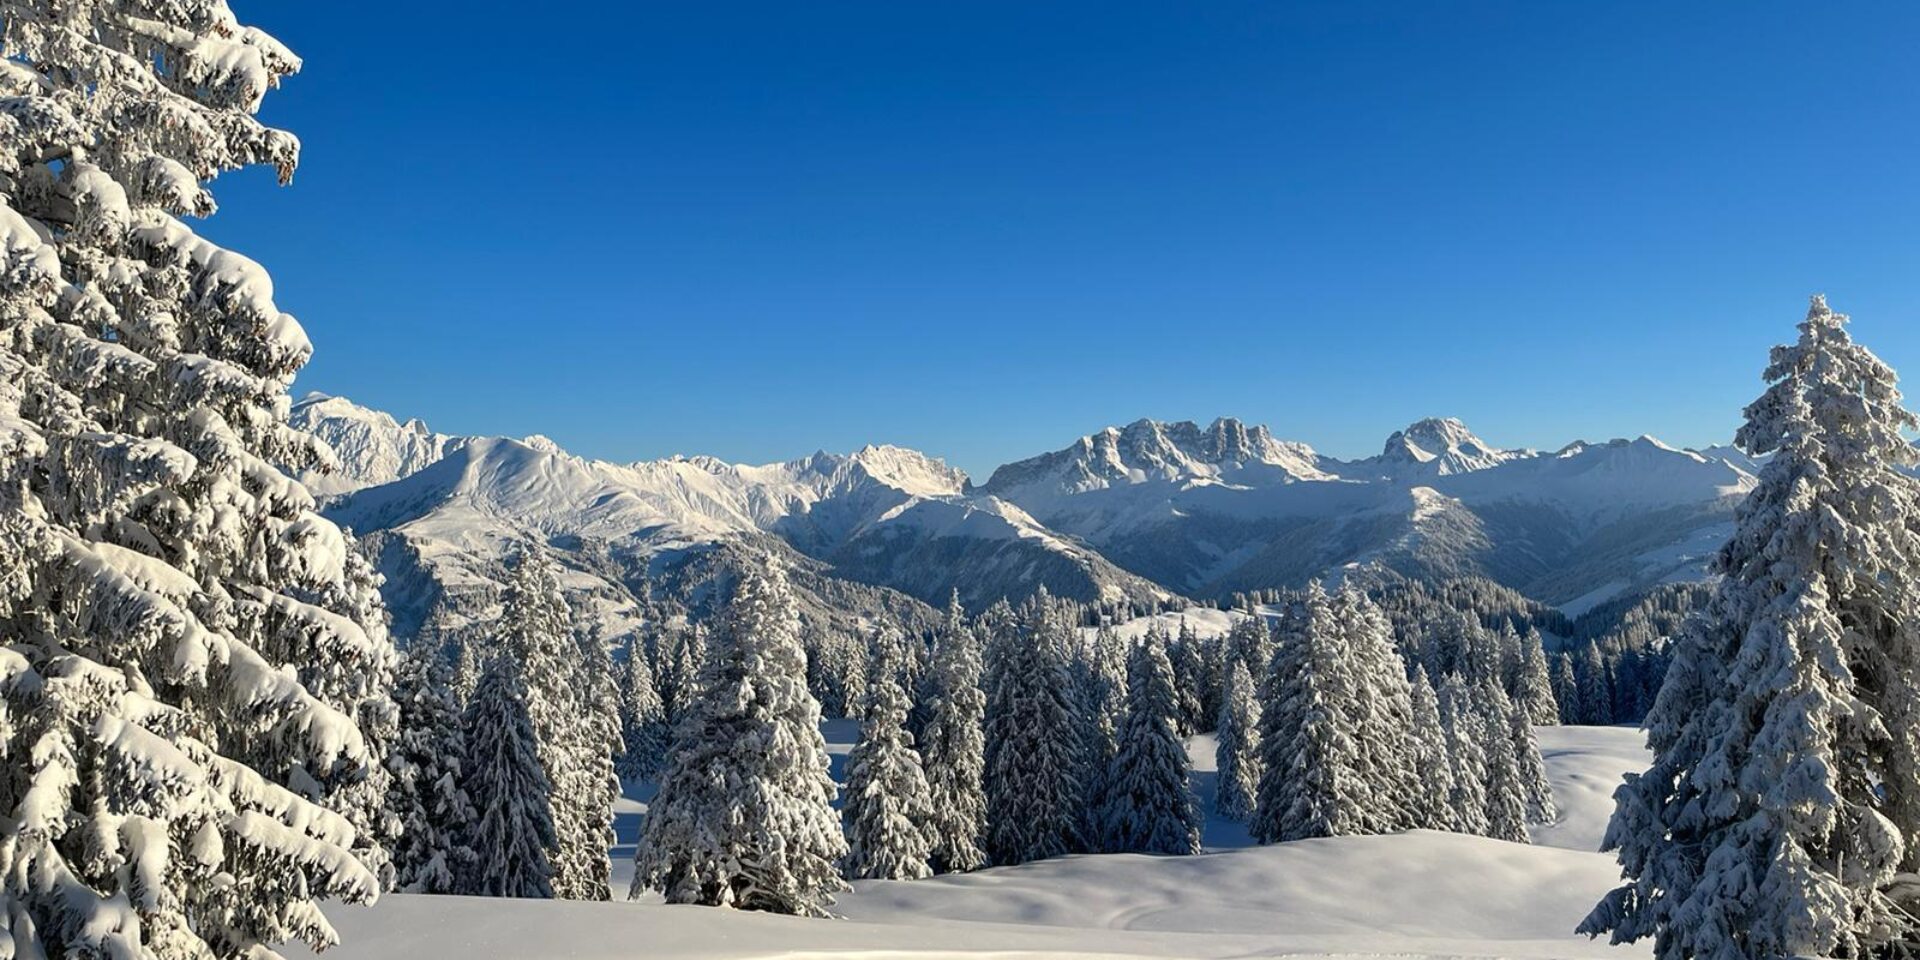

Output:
xmin=1583 ymin=297 xmax=1920 ymax=959
xmin=983 ymin=590 xmax=1088 ymax=864
xmin=919 ymin=592 xmax=988 ymax=873
xmin=388 ymin=645 xmax=478 ymax=894
xmin=1512 ymin=633 xmax=1560 ymax=726
xmin=497 ymin=551 xmax=615 ymax=900
xmin=1213 ymin=657 xmax=1263 ymax=822
xmin=1336 ymin=585 xmax=1420 ymax=833
xmin=1506 ymin=694 xmax=1557 ymax=825
xmin=1436 ymin=673 xmax=1491 ymax=836
xmin=842 ymin=634 xmax=935 ymax=880
xmin=1098 ymin=629 xmax=1203 ymax=855
xmin=0 ymin=4 xmax=397 ymax=953
xmin=1550 ymin=653 xmax=1581 ymax=725
xmin=617 ymin=642 xmax=670 ymax=782
xmin=1252 ymin=583 xmax=1370 ymax=843
xmin=632 ymin=561 xmax=847 ymax=915
xmin=458 ymin=655 xmax=556 ymax=899
xmin=1405 ymin=667 xmax=1457 ymax=831
xmin=1478 ymin=682 xmax=1531 ymax=844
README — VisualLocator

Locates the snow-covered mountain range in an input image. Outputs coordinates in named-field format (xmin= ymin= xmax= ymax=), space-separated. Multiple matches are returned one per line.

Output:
xmin=290 ymin=394 xmax=1757 ymax=643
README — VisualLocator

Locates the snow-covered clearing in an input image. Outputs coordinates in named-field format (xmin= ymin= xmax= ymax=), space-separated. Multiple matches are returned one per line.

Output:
xmin=301 ymin=724 xmax=1650 ymax=959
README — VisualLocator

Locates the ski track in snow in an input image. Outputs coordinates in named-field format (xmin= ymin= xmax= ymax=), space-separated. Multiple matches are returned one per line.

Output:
xmin=297 ymin=725 xmax=1650 ymax=960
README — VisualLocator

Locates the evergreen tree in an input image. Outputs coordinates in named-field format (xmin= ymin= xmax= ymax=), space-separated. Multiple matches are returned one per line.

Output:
xmin=983 ymin=590 xmax=1088 ymax=864
xmin=498 ymin=551 xmax=615 ymax=900
xmin=1405 ymin=668 xmax=1457 ymax=831
xmin=1168 ymin=623 xmax=1208 ymax=735
xmin=617 ymin=644 xmax=670 ymax=781
xmin=1436 ymin=673 xmax=1490 ymax=836
xmin=1512 ymin=633 xmax=1560 ymax=726
xmin=1337 ymin=584 xmax=1420 ymax=833
xmin=919 ymin=592 xmax=988 ymax=873
xmin=388 ymin=646 xmax=478 ymax=894
xmin=1213 ymin=658 xmax=1263 ymax=822
xmin=1550 ymin=654 xmax=1580 ymax=725
xmin=1575 ymin=644 xmax=1612 ymax=725
xmin=1506 ymin=695 xmax=1557 ymax=825
xmin=1582 ymin=297 xmax=1920 ymax=959
xmin=459 ymin=656 xmax=556 ymax=899
xmin=1098 ymin=630 xmax=1203 ymax=854
xmin=842 ymin=635 xmax=935 ymax=880
xmin=1252 ymin=583 xmax=1370 ymax=843
xmin=0 ymin=5 xmax=395 ymax=953
xmin=1478 ymin=682 xmax=1531 ymax=844
xmin=632 ymin=562 xmax=846 ymax=915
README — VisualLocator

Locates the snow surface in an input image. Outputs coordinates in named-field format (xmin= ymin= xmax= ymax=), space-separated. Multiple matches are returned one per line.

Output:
xmin=298 ymin=724 xmax=1650 ymax=959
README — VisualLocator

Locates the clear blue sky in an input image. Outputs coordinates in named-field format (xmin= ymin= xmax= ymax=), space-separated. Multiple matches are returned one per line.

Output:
xmin=206 ymin=1 xmax=1920 ymax=478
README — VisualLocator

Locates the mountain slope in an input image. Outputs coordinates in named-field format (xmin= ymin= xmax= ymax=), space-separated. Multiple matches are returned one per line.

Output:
xmin=977 ymin=416 xmax=1755 ymax=605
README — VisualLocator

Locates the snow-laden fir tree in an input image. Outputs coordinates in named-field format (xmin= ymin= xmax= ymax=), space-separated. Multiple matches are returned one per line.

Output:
xmin=496 ymin=551 xmax=616 ymax=900
xmin=1078 ymin=620 xmax=1131 ymax=821
xmin=1225 ymin=614 xmax=1274 ymax=689
xmin=616 ymin=641 xmax=670 ymax=782
xmin=1436 ymin=673 xmax=1490 ymax=836
xmin=1478 ymin=682 xmax=1530 ymax=844
xmin=387 ymin=645 xmax=477 ymax=893
xmin=1405 ymin=667 xmax=1457 ymax=831
xmin=983 ymin=590 xmax=1089 ymax=865
xmin=1575 ymin=644 xmax=1612 ymax=725
xmin=1550 ymin=654 xmax=1580 ymax=725
xmin=1505 ymin=692 xmax=1556 ymax=825
xmin=1252 ymin=583 xmax=1371 ymax=843
xmin=458 ymin=654 xmax=556 ymax=898
xmin=1168 ymin=622 xmax=1208 ymax=735
xmin=919 ymin=592 xmax=987 ymax=873
xmin=660 ymin=622 xmax=708 ymax=722
xmin=1098 ymin=628 xmax=1202 ymax=854
xmin=632 ymin=560 xmax=847 ymax=915
xmin=1335 ymin=584 xmax=1419 ymax=833
xmin=1512 ymin=633 xmax=1559 ymax=726
xmin=0 ymin=4 xmax=400 ymax=954
xmin=1582 ymin=296 xmax=1920 ymax=959
xmin=1213 ymin=657 xmax=1262 ymax=822
xmin=841 ymin=632 xmax=935 ymax=880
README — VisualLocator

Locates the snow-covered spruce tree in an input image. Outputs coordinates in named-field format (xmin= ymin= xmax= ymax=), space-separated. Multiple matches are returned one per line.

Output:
xmin=1252 ymin=583 xmax=1370 ymax=843
xmin=1512 ymin=633 xmax=1559 ymax=726
xmin=1336 ymin=584 xmax=1419 ymax=833
xmin=1213 ymin=657 xmax=1262 ymax=822
xmin=1575 ymin=644 xmax=1612 ymax=725
xmin=1550 ymin=653 xmax=1580 ymax=725
xmin=1225 ymin=614 xmax=1273 ymax=690
xmin=1098 ymin=628 xmax=1202 ymax=855
xmin=616 ymin=641 xmax=669 ymax=782
xmin=1505 ymin=693 xmax=1556 ymax=825
xmin=495 ymin=550 xmax=616 ymax=900
xmin=631 ymin=561 xmax=846 ymax=915
xmin=0 ymin=5 xmax=404 ymax=955
xmin=1582 ymin=296 xmax=1920 ymax=959
xmin=919 ymin=592 xmax=987 ymax=874
xmin=1168 ymin=622 xmax=1207 ymax=735
xmin=387 ymin=645 xmax=477 ymax=894
xmin=1436 ymin=673 xmax=1490 ymax=836
xmin=1405 ymin=667 xmax=1457 ymax=831
xmin=982 ymin=590 xmax=1088 ymax=865
xmin=659 ymin=622 xmax=708 ymax=722
xmin=1477 ymin=682 xmax=1530 ymax=844
xmin=841 ymin=633 xmax=935 ymax=880
xmin=1079 ymin=620 xmax=1130 ymax=819
xmin=457 ymin=655 xmax=555 ymax=899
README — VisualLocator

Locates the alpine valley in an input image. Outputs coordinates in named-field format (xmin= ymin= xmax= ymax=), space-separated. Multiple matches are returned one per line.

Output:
xmin=290 ymin=394 xmax=1756 ymax=645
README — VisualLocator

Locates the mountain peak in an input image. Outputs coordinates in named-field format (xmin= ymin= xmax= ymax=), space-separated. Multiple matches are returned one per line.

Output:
xmin=1373 ymin=417 xmax=1527 ymax=476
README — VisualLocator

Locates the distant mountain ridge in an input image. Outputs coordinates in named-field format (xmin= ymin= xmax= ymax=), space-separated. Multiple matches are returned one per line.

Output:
xmin=289 ymin=394 xmax=1758 ymax=642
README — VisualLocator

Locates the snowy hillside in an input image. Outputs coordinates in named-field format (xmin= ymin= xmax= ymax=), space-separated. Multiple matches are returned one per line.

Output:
xmin=296 ymin=724 xmax=1650 ymax=960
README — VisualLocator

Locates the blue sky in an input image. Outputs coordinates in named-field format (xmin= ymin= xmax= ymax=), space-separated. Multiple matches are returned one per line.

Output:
xmin=207 ymin=1 xmax=1920 ymax=478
